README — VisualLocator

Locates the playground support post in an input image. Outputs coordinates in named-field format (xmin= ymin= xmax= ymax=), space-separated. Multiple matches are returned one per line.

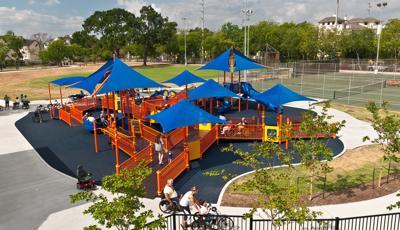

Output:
xmin=115 ymin=131 xmax=120 ymax=175
xmin=59 ymin=86 xmax=63 ymax=106
xmin=47 ymin=83 xmax=52 ymax=104
xmin=209 ymin=97 xmax=213 ymax=114
xmin=223 ymin=71 xmax=226 ymax=84
xmin=112 ymin=92 xmax=117 ymax=128
xmin=278 ymin=114 xmax=283 ymax=144
xmin=94 ymin=120 xmax=99 ymax=153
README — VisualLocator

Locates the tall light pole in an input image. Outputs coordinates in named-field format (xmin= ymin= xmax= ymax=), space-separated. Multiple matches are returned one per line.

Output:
xmin=200 ymin=0 xmax=205 ymax=64
xmin=182 ymin=17 xmax=187 ymax=67
xmin=375 ymin=2 xmax=388 ymax=75
xmin=335 ymin=0 xmax=339 ymax=29
xmin=242 ymin=3 xmax=253 ymax=82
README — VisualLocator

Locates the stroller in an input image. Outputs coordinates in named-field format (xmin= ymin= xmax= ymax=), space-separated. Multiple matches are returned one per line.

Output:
xmin=22 ymin=100 xmax=30 ymax=109
xmin=76 ymin=165 xmax=96 ymax=190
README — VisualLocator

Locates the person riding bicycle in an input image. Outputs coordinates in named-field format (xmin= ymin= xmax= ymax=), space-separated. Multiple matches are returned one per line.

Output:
xmin=180 ymin=186 xmax=201 ymax=229
xmin=163 ymin=179 xmax=179 ymax=208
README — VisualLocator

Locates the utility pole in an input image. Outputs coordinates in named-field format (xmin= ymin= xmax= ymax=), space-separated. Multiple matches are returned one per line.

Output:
xmin=242 ymin=0 xmax=253 ymax=82
xmin=200 ymin=0 xmax=205 ymax=64
xmin=182 ymin=17 xmax=187 ymax=67
xmin=335 ymin=0 xmax=339 ymax=29
xmin=375 ymin=2 xmax=388 ymax=75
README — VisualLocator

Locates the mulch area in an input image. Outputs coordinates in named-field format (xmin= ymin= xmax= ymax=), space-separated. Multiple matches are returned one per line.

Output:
xmin=221 ymin=174 xmax=400 ymax=207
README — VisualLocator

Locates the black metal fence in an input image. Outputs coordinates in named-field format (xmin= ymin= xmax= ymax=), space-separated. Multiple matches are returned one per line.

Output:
xmin=146 ymin=212 xmax=400 ymax=230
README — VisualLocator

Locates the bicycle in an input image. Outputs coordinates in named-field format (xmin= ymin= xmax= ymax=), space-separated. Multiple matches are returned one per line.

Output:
xmin=188 ymin=204 xmax=234 ymax=230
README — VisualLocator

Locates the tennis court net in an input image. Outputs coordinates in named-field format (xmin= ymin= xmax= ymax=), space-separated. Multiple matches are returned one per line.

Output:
xmin=333 ymin=81 xmax=386 ymax=99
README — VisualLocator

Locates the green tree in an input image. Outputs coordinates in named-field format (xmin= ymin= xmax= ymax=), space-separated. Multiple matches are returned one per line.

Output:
xmin=83 ymin=8 xmax=137 ymax=55
xmin=0 ymin=40 xmax=9 ymax=71
xmin=31 ymin=32 xmax=51 ymax=51
xmin=206 ymin=141 xmax=320 ymax=227
xmin=364 ymin=102 xmax=400 ymax=189
xmin=70 ymin=161 xmax=165 ymax=230
xmin=318 ymin=29 xmax=339 ymax=60
xmin=298 ymin=22 xmax=319 ymax=60
xmin=39 ymin=40 xmax=71 ymax=66
xmin=381 ymin=19 xmax=400 ymax=60
xmin=220 ymin=22 xmax=243 ymax=50
xmin=3 ymin=31 xmax=24 ymax=69
xmin=293 ymin=103 xmax=345 ymax=200
xmin=135 ymin=5 xmax=177 ymax=66
xmin=339 ymin=29 xmax=375 ymax=67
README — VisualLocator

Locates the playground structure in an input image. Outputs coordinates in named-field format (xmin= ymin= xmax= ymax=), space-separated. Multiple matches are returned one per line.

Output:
xmin=49 ymin=48 xmax=335 ymax=196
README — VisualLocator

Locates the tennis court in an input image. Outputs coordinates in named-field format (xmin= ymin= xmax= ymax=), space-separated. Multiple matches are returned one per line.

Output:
xmin=245 ymin=64 xmax=400 ymax=111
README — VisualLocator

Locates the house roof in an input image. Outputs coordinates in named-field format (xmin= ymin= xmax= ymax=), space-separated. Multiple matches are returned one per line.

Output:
xmin=348 ymin=17 xmax=380 ymax=24
xmin=319 ymin=16 xmax=345 ymax=23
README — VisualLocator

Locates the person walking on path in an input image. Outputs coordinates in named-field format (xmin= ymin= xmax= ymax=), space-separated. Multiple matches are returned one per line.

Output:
xmin=155 ymin=135 xmax=165 ymax=165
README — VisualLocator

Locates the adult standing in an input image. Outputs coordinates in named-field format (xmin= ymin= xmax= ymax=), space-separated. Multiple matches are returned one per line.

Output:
xmin=3 ymin=94 xmax=10 ymax=109
xmin=155 ymin=134 xmax=165 ymax=165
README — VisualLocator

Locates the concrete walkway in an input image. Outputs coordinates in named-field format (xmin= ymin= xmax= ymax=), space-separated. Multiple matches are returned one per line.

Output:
xmin=0 ymin=100 xmax=398 ymax=229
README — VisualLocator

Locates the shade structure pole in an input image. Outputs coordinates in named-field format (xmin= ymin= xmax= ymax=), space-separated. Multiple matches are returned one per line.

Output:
xmin=279 ymin=114 xmax=283 ymax=144
xmin=115 ymin=131 xmax=120 ymax=175
xmin=112 ymin=92 xmax=117 ymax=128
xmin=238 ymin=71 xmax=241 ymax=112
xmin=48 ymin=83 xmax=52 ymax=104
xmin=285 ymin=117 xmax=290 ymax=150
xmin=59 ymin=86 xmax=63 ymax=106
xmin=106 ymin=93 xmax=110 ymax=118
xmin=209 ymin=97 xmax=213 ymax=114
xmin=93 ymin=119 xmax=99 ymax=153
xmin=223 ymin=72 xmax=226 ymax=84
xmin=257 ymin=103 xmax=260 ymax=125
xmin=262 ymin=105 xmax=265 ymax=127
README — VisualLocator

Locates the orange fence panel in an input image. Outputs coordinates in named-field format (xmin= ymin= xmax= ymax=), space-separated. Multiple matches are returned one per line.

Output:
xmin=157 ymin=149 xmax=188 ymax=195
xmin=70 ymin=107 xmax=83 ymax=124
xmin=164 ymin=128 xmax=184 ymax=151
xmin=59 ymin=108 xmax=72 ymax=126
xmin=115 ymin=133 xmax=136 ymax=157
xmin=141 ymin=124 xmax=162 ymax=143
xmin=120 ymin=145 xmax=153 ymax=170
xmin=200 ymin=126 xmax=217 ymax=156
xmin=217 ymin=124 xmax=263 ymax=140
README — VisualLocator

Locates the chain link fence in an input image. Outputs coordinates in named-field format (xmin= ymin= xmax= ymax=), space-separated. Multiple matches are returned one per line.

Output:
xmin=241 ymin=61 xmax=400 ymax=111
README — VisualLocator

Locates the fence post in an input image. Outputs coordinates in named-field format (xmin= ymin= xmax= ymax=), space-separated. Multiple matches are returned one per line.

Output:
xmin=334 ymin=217 xmax=340 ymax=230
xmin=372 ymin=167 xmax=376 ymax=189
xmin=172 ymin=213 xmax=177 ymax=230
xmin=387 ymin=162 xmax=391 ymax=184
xmin=249 ymin=216 xmax=253 ymax=230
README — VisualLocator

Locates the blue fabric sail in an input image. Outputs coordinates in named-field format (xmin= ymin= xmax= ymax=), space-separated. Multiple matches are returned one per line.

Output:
xmin=51 ymin=76 xmax=86 ymax=86
xmin=163 ymin=70 xmax=206 ymax=86
xmin=96 ymin=58 xmax=164 ymax=94
xmin=145 ymin=100 xmax=227 ymax=133
xmin=198 ymin=48 xmax=265 ymax=72
xmin=68 ymin=59 xmax=114 ymax=94
xmin=253 ymin=84 xmax=316 ymax=106
xmin=188 ymin=79 xmax=239 ymax=101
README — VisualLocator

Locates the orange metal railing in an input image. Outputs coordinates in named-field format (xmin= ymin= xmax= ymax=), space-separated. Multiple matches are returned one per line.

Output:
xmin=70 ymin=106 xmax=83 ymax=124
xmin=164 ymin=128 xmax=185 ymax=151
xmin=141 ymin=124 xmax=162 ymax=143
xmin=59 ymin=108 xmax=72 ymax=126
xmin=216 ymin=124 xmax=264 ymax=140
xmin=119 ymin=145 xmax=153 ymax=170
xmin=200 ymin=126 xmax=217 ymax=157
xmin=156 ymin=148 xmax=189 ymax=195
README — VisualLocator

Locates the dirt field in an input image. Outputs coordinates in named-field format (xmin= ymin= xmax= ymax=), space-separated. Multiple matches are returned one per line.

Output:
xmin=0 ymin=61 xmax=144 ymax=100
xmin=221 ymin=145 xmax=400 ymax=207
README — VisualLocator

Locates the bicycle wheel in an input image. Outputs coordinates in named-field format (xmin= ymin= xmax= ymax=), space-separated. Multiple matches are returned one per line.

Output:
xmin=159 ymin=199 xmax=172 ymax=214
xmin=217 ymin=217 xmax=234 ymax=230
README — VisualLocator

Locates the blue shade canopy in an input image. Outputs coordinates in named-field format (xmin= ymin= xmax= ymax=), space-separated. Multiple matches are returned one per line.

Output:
xmin=145 ymin=100 xmax=227 ymax=133
xmin=198 ymin=48 xmax=265 ymax=72
xmin=68 ymin=59 xmax=114 ymax=94
xmin=51 ymin=76 xmax=86 ymax=86
xmin=253 ymin=84 xmax=316 ymax=106
xmin=163 ymin=70 xmax=206 ymax=86
xmin=96 ymin=58 xmax=164 ymax=94
xmin=188 ymin=79 xmax=239 ymax=101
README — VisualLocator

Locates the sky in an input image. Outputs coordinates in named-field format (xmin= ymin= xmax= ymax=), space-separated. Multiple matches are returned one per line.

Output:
xmin=0 ymin=0 xmax=399 ymax=38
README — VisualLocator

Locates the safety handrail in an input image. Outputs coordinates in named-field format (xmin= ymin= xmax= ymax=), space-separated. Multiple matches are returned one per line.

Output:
xmin=156 ymin=148 xmax=188 ymax=195
xmin=200 ymin=126 xmax=217 ymax=157
xmin=141 ymin=124 xmax=162 ymax=143
xmin=164 ymin=128 xmax=185 ymax=151
xmin=216 ymin=124 xmax=264 ymax=140
xmin=59 ymin=108 xmax=72 ymax=126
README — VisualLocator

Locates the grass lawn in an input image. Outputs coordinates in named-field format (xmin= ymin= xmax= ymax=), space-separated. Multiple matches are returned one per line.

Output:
xmin=223 ymin=144 xmax=399 ymax=206
xmin=7 ymin=64 xmax=219 ymax=100
xmin=330 ymin=103 xmax=400 ymax=123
